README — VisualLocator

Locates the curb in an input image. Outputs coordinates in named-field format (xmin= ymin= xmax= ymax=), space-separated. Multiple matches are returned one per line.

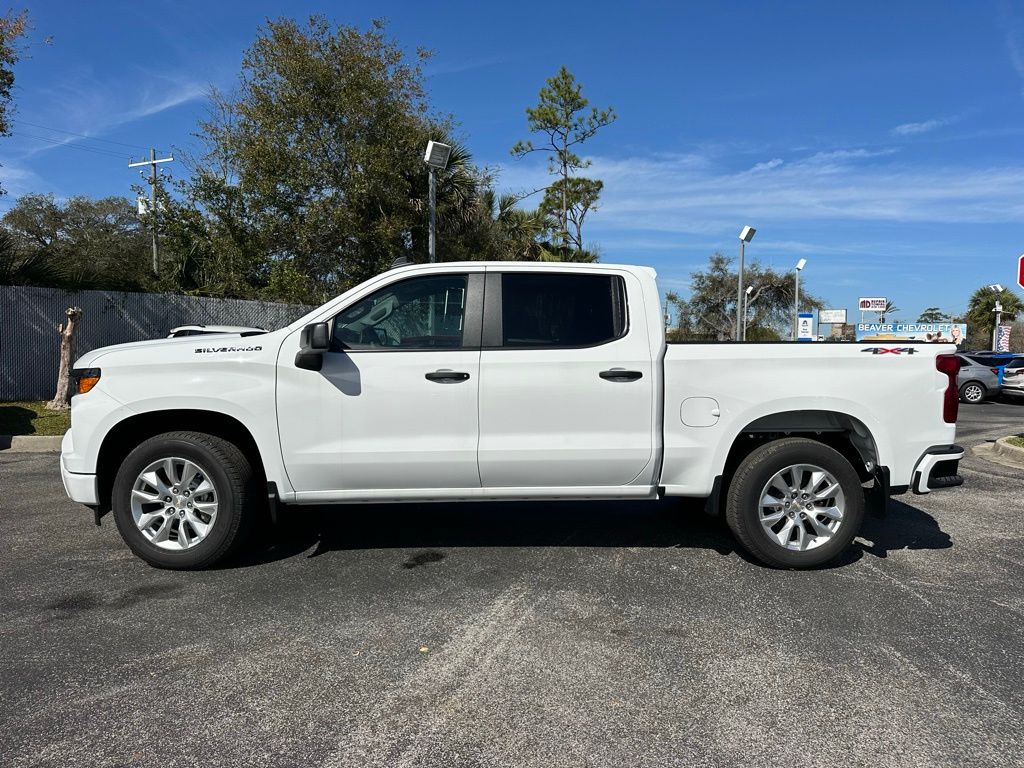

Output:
xmin=993 ymin=436 xmax=1024 ymax=467
xmin=0 ymin=435 xmax=64 ymax=453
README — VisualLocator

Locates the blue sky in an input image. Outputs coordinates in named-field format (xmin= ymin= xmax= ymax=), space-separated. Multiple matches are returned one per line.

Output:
xmin=4 ymin=0 xmax=1024 ymax=322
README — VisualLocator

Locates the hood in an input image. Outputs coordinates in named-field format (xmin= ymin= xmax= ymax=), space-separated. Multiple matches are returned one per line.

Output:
xmin=73 ymin=332 xmax=268 ymax=367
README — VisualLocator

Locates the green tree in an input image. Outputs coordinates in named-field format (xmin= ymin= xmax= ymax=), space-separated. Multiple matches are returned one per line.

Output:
xmin=0 ymin=10 xmax=28 ymax=195
xmin=879 ymin=300 xmax=900 ymax=323
xmin=666 ymin=253 xmax=824 ymax=341
xmin=1 ymin=193 xmax=151 ymax=289
xmin=917 ymin=306 xmax=947 ymax=323
xmin=171 ymin=17 xmax=490 ymax=303
xmin=966 ymin=284 xmax=1023 ymax=346
xmin=511 ymin=66 xmax=615 ymax=252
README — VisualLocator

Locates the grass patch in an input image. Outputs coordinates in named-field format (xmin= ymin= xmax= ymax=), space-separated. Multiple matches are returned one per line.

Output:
xmin=1007 ymin=435 xmax=1024 ymax=449
xmin=0 ymin=401 xmax=71 ymax=436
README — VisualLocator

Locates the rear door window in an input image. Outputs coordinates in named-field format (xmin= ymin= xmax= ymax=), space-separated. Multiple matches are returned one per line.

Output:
xmin=499 ymin=273 xmax=627 ymax=348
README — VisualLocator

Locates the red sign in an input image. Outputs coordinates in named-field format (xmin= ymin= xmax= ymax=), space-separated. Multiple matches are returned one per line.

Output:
xmin=1018 ymin=253 xmax=1024 ymax=291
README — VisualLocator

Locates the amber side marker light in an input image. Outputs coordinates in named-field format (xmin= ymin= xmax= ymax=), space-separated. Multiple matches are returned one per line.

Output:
xmin=72 ymin=368 xmax=101 ymax=395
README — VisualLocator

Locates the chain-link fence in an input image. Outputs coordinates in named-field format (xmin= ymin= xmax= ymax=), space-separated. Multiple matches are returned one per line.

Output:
xmin=1 ymin=286 xmax=316 ymax=401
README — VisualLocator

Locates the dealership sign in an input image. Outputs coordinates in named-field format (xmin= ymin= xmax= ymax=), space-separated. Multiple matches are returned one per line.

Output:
xmin=819 ymin=309 xmax=847 ymax=324
xmin=856 ymin=322 xmax=967 ymax=345
xmin=797 ymin=313 xmax=814 ymax=341
xmin=858 ymin=297 xmax=887 ymax=311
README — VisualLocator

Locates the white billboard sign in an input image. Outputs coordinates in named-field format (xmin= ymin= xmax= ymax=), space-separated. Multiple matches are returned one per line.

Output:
xmin=797 ymin=313 xmax=814 ymax=341
xmin=819 ymin=309 xmax=847 ymax=324
xmin=858 ymin=297 xmax=887 ymax=312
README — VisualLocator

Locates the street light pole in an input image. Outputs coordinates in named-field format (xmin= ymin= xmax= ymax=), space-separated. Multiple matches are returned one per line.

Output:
xmin=423 ymin=140 xmax=453 ymax=265
xmin=736 ymin=226 xmax=756 ymax=341
xmin=428 ymin=167 xmax=437 ymax=263
xmin=793 ymin=258 xmax=807 ymax=341
xmin=988 ymin=285 xmax=1005 ymax=350
xmin=993 ymin=301 xmax=1003 ymax=350
xmin=742 ymin=285 xmax=753 ymax=341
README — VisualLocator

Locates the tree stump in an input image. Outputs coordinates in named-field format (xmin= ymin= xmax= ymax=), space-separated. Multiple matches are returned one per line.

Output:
xmin=46 ymin=307 xmax=83 ymax=411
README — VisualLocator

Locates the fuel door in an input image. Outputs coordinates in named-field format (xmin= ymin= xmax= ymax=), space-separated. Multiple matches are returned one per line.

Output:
xmin=680 ymin=397 xmax=721 ymax=428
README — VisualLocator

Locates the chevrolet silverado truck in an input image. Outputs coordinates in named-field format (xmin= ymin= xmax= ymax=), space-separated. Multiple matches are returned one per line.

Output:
xmin=60 ymin=262 xmax=964 ymax=570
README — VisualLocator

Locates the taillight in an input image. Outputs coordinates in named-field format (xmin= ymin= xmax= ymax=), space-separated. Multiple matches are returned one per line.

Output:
xmin=935 ymin=354 xmax=959 ymax=423
xmin=991 ymin=368 xmax=999 ymax=375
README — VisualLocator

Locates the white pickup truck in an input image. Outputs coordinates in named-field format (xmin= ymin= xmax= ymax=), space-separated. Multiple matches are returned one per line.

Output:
xmin=60 ymin=262 xmax=964 ymax=570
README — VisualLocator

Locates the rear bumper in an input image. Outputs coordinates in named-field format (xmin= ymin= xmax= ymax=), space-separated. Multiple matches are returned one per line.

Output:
xmin=911 ymin=444 xmax=964 ymax=494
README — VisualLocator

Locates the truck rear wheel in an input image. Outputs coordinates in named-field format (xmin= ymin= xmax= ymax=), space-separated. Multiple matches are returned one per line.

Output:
xmin=725 ymin=438 xmax=864 ymax=569
xmin=111 ymin=431 xmax=258 ymax=569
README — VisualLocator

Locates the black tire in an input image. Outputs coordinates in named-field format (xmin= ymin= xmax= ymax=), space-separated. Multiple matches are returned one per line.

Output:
xmin=112 ymin=431 xmax=259 ymax=569
xmin=959 ymin=381 xmax=986 ymax=404
xmin=725 ymin=438 xmax=865 ymax=569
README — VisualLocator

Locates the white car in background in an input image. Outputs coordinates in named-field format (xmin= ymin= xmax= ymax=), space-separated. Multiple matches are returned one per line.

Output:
xmin=1001 ymin=357 xmax=1024 ymax=400
xmin=166 ymin=325 xmax=266 ymax=338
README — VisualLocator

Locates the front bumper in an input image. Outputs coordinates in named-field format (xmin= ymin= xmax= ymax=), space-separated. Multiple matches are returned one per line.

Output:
xmin=60 ymin=431 xmax=98 ymax=505
xmin=911 ymin=444 xmax=964 ymax=494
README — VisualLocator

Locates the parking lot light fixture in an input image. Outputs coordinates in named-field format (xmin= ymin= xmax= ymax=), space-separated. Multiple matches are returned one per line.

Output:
xmin=743 ymin=285 xmax=754 ymax=340
xmin=793 ymin=258 xmax=807 ymax=340
xmin=735 ymin=226 xmax=756 ymax=341
xmin=423 ymin=141 xmax=453 ymax=263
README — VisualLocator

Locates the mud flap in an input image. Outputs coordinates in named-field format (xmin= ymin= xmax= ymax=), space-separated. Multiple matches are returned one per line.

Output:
xmin=866 ymin=466 xmax=890 ymax=518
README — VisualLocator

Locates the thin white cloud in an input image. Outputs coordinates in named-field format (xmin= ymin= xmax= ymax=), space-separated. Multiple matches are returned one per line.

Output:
xmin=120 ymin=81 xmax=208 ymax=123
xmin=493 ymin=146 xmax=1024 ymax=242
xmin=749 ymin=158 xmax=783 ymax=172
xmin=891 ymin=116 xmax=959 ymax=136
xmin=14 ymin=74 xmax=209 ymax=160
xmin=805 ymin=148 xmax=899 ymax=162
xmin=0 ymin=160 xmax=54 ymax=200
xmin=1002 ymin=0 xmax=1024 ymax=98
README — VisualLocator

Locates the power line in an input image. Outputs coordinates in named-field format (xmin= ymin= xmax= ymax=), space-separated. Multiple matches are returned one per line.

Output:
xmin=12 ymin=119 xmax=148 ymax=151
xmin=14 ymin=131 xmax=132 ymax=159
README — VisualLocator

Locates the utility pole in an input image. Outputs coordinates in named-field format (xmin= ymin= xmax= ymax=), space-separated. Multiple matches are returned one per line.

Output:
xmin=128 ymin=148 xmax=173 ymax=275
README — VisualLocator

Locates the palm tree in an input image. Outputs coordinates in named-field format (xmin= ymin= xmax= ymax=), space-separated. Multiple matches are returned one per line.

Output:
xmin=879 ymin=300 xmax=900 ymax=323
xmin=966 ymin=285 xmax=1023 ymax=340
xmin=480 ymin=190 xmax=551 ymax=260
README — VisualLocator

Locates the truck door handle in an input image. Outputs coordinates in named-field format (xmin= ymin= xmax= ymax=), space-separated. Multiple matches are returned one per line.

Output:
xmin=425 ymin=370 xmax=471 ymax=383
xmin=599 ymin=369 xmax=643 ymax=382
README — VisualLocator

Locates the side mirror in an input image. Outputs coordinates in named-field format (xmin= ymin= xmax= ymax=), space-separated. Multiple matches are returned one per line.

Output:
xmin=295 ymin=321 xmax=331 ymax=371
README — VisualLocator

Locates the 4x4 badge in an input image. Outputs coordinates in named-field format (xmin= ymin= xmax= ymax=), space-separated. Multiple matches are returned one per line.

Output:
xmin=861 ymin=347 xmax=918 ymax=355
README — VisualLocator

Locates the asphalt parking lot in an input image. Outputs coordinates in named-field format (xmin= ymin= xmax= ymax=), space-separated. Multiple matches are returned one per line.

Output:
xmin=2 ymin=401 xmax=1023 ymax=768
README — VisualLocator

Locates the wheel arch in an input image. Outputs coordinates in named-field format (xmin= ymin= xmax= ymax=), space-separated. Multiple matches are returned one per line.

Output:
xmin=96 ymin=409 xmax=266 ymax=512
xmin=721 ymin=409 xmax=880 ymax=490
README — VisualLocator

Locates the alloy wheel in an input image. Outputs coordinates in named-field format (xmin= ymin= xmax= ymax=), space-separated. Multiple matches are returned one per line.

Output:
xmin=130 ymin=457 xmax=219 ymax=550
xmin=758 ymin=463 xmax=845 ymax=551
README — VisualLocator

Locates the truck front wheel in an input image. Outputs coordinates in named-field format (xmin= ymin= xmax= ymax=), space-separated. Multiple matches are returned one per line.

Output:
xmin=725 ymin=438 xmax=864 ymax=569
xmin=111 ymin=431 xmax=258 ymax=569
